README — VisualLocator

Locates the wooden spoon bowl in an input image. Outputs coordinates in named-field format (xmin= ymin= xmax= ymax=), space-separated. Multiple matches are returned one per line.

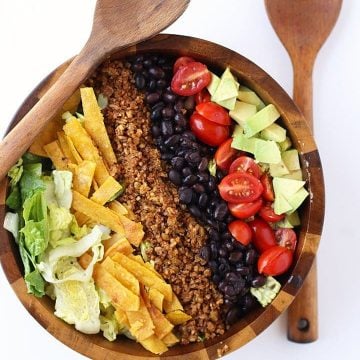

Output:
xmin=0 ymin=34 xmax=325 ymax=359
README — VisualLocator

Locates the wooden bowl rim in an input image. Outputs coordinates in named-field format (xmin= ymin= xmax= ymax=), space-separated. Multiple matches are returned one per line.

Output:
xmin=0 ymin=33 xmax=325 ymax=359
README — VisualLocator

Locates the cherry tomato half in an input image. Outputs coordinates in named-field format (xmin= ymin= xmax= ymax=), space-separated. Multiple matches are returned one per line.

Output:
xmin=275 ymin=228 xmax=297 ymax=252
xmin=214 ymin=138 xmax=239 ymax=172
xmin=171 ymin=62 xmax=212 ymax=96
xmin=189 ymin=112 xmax=230 ymax=146
xmin=258 ymin=245 xmax=293 ymax=276
xmin=260 ymin=173 xmax=275 ymax=201
xmin=259 ymin=202 xmax=285 ymax=222
xmin=195 ymin=102 xmax=231 ymax=126
xmin=229 ymin=156 xmax=262 ymax=178
xmin=173 ymin=56 xmax=195 ymax=74
xmin=228 ymin=198 xmax=263 ymax=219
xmin=218 ymin=172 xmax=264 ymax=204
xmin=195 ymin=88 xmax=211 ymax=104
xmin=248 ymin=217 xmax=276 ymax=253
xmin=228 ymin=220 xmax=252 ymax=246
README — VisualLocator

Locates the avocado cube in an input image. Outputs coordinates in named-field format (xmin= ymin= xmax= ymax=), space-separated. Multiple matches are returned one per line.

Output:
xmin=216 ymin=96 xmax=237 ymax=110
xmin=237 ymin=86 xmax=265 ymax=110
xmin=273 ymin=177 xmax=305 ymax=198
xmin=254 ymin=139 xmax=281 ymax=164
xmin=229 ymin=101 xmax=257 ymax=127
xmin=282 ymin=149 xmax=300 ymax=171
xmin=286 ymin=187 xmax=309 ymax=214
xmin=281 ymin=169 xmax=303 ymax=181
xmin=287 ymin=211 xmax=301 ymax=226
xmin=270 ymin=160 xmax=290 ymax=177
xmin=260 ymin=123 xmax=287 ymax=142
xmin=212 ymin=68 xmax=239 ymax=102
xmin=232 ymin=125 xmax=244 ymax=138
xmin=231 ymin=132 xmax=257 ymax=154
xmin=279 ymin=137 xmax=292 ymax=151
xmin=274 ymin=193 xmax=292 ymax=215
xmin=207 ymin=72 xmax=220 ymax=96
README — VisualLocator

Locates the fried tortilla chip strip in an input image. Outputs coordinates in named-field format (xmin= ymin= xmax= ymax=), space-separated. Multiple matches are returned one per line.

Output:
xmin=72 ymin=191 xmax=125 ymax=234
xmin=163 ymin=292 xmax=184 ymax=313
xmin=81 ymin=87 xmax=117 ymax=167
xmin=93 ymin=265 xmax=140 ymax=312
xmin=112 ymin=253 xmax=172 ymax=302
xmin=43 ymin=141 xmax=69 ymax=170
xmin=57 ymin=131 xmax=77 ymax=164
xmin=101 ymin=257 xmax=140 ymax=296
xmin=128 ymin=255 xmax=161 ymax=278
xmin=72 ymin=160 xmax=96 ymax=197
xmin=109 ymin=200 xmax=129 ymax=216
xmin=126 ymin=297 xmax=155 ymax=341
xmin=114 ymin=308 xmax=130 ymax=329
xmin=90 ymin=176 xmax=123 ymax=205
xmin=74 ymin=211 xmax=91 ymax=227
xmin=104 ymin=233 xmax=133 ymax=258
xmin=94 ymin=159 xmax=110 ymax=186
xmin=148 ymin=288 xmax=164 ymax=312
xmin=64 ymin=134 xmax=83 ymax=164
xmin=117 ymin=213 xmax=144 ymax=247
xmin=165 ymin=310 xmax=192 ymax=325
xmin=162 ymin=332 xmax=179 ymax=347
xmin=139 ymin=335 xmax=168 ymax=355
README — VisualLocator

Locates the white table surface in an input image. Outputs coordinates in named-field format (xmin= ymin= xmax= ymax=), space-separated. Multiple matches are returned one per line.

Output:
xmin=0 ymin=1 xmax=359 ymax=359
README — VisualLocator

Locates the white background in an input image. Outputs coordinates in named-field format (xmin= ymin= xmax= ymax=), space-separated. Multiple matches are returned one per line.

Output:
xmin=0 ymin=1 xmax=359 ymax=359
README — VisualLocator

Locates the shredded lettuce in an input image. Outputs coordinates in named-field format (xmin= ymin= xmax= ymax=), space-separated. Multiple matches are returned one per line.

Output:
xmin=208 ymin=158 xmax=217 ymax=177
xmin=53 ymin=170 xmax=72 ymax=209
xmin=3 ymin=212 xmax=19 ymax=243
xmin=48 ymin=204 xmax=73 ymax=248
xmin=8 ymin=158 xmax=23 ymax=188
xmin=100 ymin=308 xmax=120 ymax=341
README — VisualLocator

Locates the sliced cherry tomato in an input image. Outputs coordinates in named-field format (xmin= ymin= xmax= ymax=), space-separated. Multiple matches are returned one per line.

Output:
xmin=214 ymin=138 xmax=239 ymax=172
xmin=173 ymin=56 xmax=195 ymax=73
xmin=260 ymin=173 xmax=275 ymax=201
xmin=275 ymin=228 xmax=297 ymax=252
xmin=248 ymin=217 xmax=276 ymax=253
xmin=228 ymin=220 xmax=252 ymax=246
xmin=218 ymin=172 xmax=264 ymax=204
xmin=258 ymin=245 xmax=293 ymax=276
xmin=195 ymin=88 xmax=211 ymax=104
xmin=195 ymin=102 xmax=231 ymax=126
xmin=171 ymin=62 xmax=212 ymax=96
xmin=189 ymin=112 xmax=229 ymax=146
xmin=228 ymin=198 xmax=263 ymax=219
xmin=229 ymin=156 xmax=261 ymax=178
xmin=259 ymin=202 xmax=285 ymax=222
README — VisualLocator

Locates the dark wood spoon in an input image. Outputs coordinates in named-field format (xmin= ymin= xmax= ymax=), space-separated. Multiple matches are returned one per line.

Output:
xmin=265 ymin=0 xmax=342 ymax=343
xmin=0 ymin=0 xmax=189 ymax=180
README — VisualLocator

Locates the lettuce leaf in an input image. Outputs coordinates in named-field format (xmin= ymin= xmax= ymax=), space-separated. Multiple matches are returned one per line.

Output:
xmin=20 ymin=164 xmax=45 ymax=202
xmin=8 ymin=158 xmax=23 ymax=188
xmin=100 ymin=308 xmax=120 ymax=341
xmin=48 ymin=204 xmax=73 ymax=248
xmin=53 ymin=170 xmax=72 ymax=209
xmin=3 ymin=212 xmax=19 ymax=243
xmin=5 ymin=186 xmax=21 ymax=210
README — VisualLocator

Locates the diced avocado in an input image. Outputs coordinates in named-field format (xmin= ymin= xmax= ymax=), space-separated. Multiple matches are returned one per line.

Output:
xmin=279 ymin=136 xmax=292 ymax=151
xmin=287 ymin=211 xmax=301 ymax=226
xmin=207 ymin=72 xmax=220 ymax=96
xmin=276 ymin=217 xmax=294 ymax=228
xmin=231 ymin=132 xmax=257 ymax=154
xmin=254 ymin=139 xmax=281 ymax=164
xmin=237 ymin=86 xmax=265 ymax=110
xmin=232 ymin=124 xmax=244 ymax=138
xmin=216 ymin=96 xmax=237 ymax=110
xmin=229 ymin=101 xmax=257 ymax=127
xmin=243 ymin=104 xmax=280 ymax=138
xmin=260 ymin=123 xmax=286 ymax=142
xmin=281 ymin=169 xmax=303 ymax=181
xmin=250 ymin=276 xmax=281 ymax=307
xmin=286 ymin=187 xmax=309 ymax=214
xmin=282 ymin=149 xmax=300 ymax=171
xmin=273 ymin=177 xmax=306 ymax=199
xmin=211 ymin=68 xmax=239 ymax=102
xmin=208 ymin=158 xmax=217 ymax=176
xmin=274 ymin=193 xmax=292 ymax=214
xmin=270 ymin=160 xmax=290 ymax=177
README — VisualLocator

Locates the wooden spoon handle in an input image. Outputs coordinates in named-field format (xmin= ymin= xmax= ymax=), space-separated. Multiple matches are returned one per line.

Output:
xmin=0 ymin=45 xmax=99 ymax=180
xmin=288 ymin=58 xmax=318 ymax=343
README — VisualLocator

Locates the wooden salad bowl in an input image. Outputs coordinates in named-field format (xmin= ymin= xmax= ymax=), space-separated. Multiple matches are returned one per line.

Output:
xmin=0 ymin=34 xmax=325 ymax=359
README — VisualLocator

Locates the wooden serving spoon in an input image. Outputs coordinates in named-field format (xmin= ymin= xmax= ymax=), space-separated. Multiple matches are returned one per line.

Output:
xmin=0 ymin=0 xmax=189 ymax=180
xmin=264 ymin=0 xmax=342 ymax=343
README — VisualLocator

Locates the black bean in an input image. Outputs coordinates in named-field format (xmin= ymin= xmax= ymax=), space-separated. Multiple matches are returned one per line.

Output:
xmin=168 ymin=169 xmax=182 ymax=186
xmin=218 ymin=262 xmax=230 ymax=274
xmin=189 ymin=205 xmax=202 ymax=219
xmin=180 ymin=137 xmax=195 ymax=148
xmin=218 ymin=281 xmax=227 ymax=293
xmin=182 ymin=167 xmax=192 ymax=177
xmin=164 ymin=134 xmax=180 ymax=147
xmin=251 ymin=275 xmax=267 ymax=288
xmin=210 ymin=242 xmax=218 ymax=259
xmin=221 ymin=231 xmax=232 ymax=242
xmin=149 ymin=66 xmax=165 ymax=79
xmin=151 ymin=125 xmax=161 ymax=138
xmin=174 ymin=125 xmax=185 ymax=134
xmin=214 ymin=202 xmax=229 ymax=221
xmin=225 ymin=214 xmax=236 ymax=224
xmin=131 ymin=62 xmax=143 ymax=73
xmin=241 ymin=294 xmax=255 ymax=311
xmin=229 ymin=251 xmax=243 ymax=263
xmin=226 ymin=307 xmax=241 ymax=325
xmin=135 ymin=74 xmax=146 ymax=89
xmin=208 ymin=228 xmax=220 ymax=242
xmin=245 ymin=249 xmax=256 ymax=265
xmin=134 ymin=55 xmax=144 ymax=62
xmin=183 ymin=174 xmax=197 ymax=186
xmin=151 ymin=101 xmax=165 ymax=111
xmin=161 ymin=120 xmax=174 ymax=137
xmin=224 ymin=285 xmax=237 ymax=297
xmin=207 ymin=176 xmax=217 ymax=192
xmin=185 ymin=151 xmax=202 ymax=165
xmin=147 ymin=79 xmax=157 ymax=91
xmin=156 ymin=79 xmax=167 ymax=89
xmin=157 ymin=57 xmax=167 ymax=65
xmin=150 ymin=54 xmax=159 ymax=62
xmin=146 ymin=92 xmax=161 ymax=105
xmin=224 ymin=239 xmax=234 ymax=252
xmin=184 ymin=96 xmax=195 ymax=111
xmin=198 ymin=158 xmax=209 ymax=172
xmin=216 ymin=169 xmax=225 ymax=181
xmin=199 ymin=246 xmax=210 ymax=262
xmin=161 ymin=152 xmax=174 ymax=161
xmin=218 ymin=222 xmax=227 ymax=232
xmin=179 ymin=187 xmax=193 ymax=204
xmin=143 ymin=59 xmax=153 ymax=68
xmin=181 ymin=130 xmax=196 ymax=141
xmin=150 ymin=108 xmax=162 ymax=121
xmin=162 ymin=106 xmax=175 ymax=119
xmin=206 ymin=218 xmax=218 ymax=229
xmin=176 ymin=148 xmax=190 ymax=157
xmin=212 ymin=274 xmax=221 ymax=285
xmin=208 ymin=260 xmax=218 ymax=273
xmin=218 ymin=247 xmax=227 ymax=258
xmin=235 ymin=266 xmax=250 ymax=276
xmin=233 ymin=239 xmax=246 ymax=251
xmin=198 ymin=193 xmax=208 ymax=208
xmin=225 ymin=272 xmax=239 ymax=283
xmin=162 ymin=91 xmax=177 ymax=104
xmin=197 ymin=172 xmax=209 ymax=183
xmin=171 ymin=156 xmax=185 ymax=170
xmin=174 ymin=100 xmax=185 ymax=113
xmin=141 ymin=69 xmax=150 ymax=79
xmin=193 ymin=183 xmax=205 ymax=194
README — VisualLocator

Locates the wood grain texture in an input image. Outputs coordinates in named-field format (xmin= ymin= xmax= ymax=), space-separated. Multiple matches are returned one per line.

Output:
xmin=265 ymin=0 xmax=342 ymax=344
xmin=0 ymin=34 xmax=325 ymax=359
xmin=0 ymin=0 xmax=189 ymax=181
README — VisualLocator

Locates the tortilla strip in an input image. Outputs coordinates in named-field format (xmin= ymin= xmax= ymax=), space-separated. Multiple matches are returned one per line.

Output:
xmin=165 ymin=310 xmax=192 ymax=325
xmin=162 ymin=332 xmax=179 ymax=347
xmin=139 ymin=335 xmax=168 ymax=355
xmin=126 ymin=297 xmax=155 ymax=341
xmin=149 ymin=288 xmax=164 ymax=312
xmin=72 ymin=191 xmax=125 ymax=234
xmin=112 ymin=253 xmax=172 ymax=302
xmin=94 ymin=158 xmax=110 ymax=186
xmin=74 ymin=211 xmax=91 ymax=227
xmin=109 ymin=200 xmax=129 ymax=216
xmin=163 ymin=292 xmax=184 ymax=313
xmin=93 ymin=265 xmax=140 ymax=312
xmin=81 ymin=87 xmax=117 ymax=167
xmin=64 ymin=134 xmax=83 ymax=164
xmin=128 ymin=255 xmax=161 ymax=278
xmin=72 ymin=160 xmax=96 ymax=197
xmin=90 ymin=176 xmax=123 ymax=205
xmin=57 ymin=131 xmax=77 ymax=164
xmin=43 ymin=141 xmax=69 ymax=170
xmin=101 ymin=257 xmax=140 ymax=296
xmin=104 ymin=233 xmax=133 ymax=258
xmin=114 ymin=308 xmax=130 ymax=329
xmin=117 ymin=213 xmax=144 ymax=247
